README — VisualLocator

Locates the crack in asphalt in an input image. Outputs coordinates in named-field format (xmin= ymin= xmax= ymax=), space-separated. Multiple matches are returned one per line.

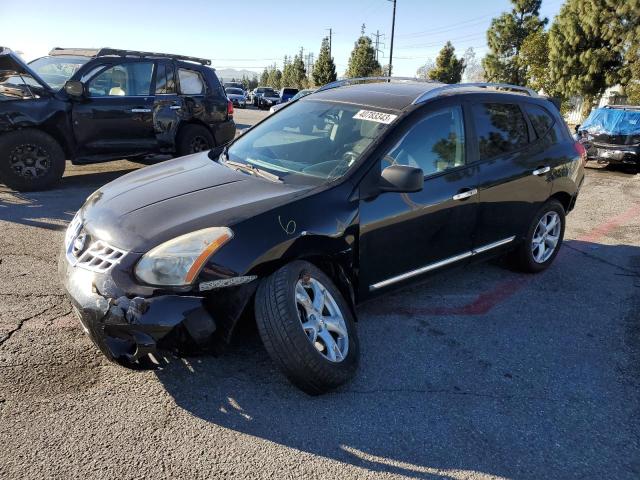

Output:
xmin=0 ymin=302 xmax=64 ymax=348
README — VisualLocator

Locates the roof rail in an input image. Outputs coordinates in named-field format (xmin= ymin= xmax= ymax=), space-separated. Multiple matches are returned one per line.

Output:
xmin=413 ymin=82 xmax=538 ymax=104
xmin=49 ymin=47 xmax=212 ymax=66
xmin=603 ymin=104 xmax=640 ymax=111
xmin=315 ymin=76 xmax=440 ymax=94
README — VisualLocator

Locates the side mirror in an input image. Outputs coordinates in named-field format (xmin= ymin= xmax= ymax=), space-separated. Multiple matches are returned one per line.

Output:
xmin=380 ymin=165 xmax=424 ymax=193
xmin=574 ymin=124 xmax=581 ymax=133
xmin=64 ymin=80 xmax=85 ymax=98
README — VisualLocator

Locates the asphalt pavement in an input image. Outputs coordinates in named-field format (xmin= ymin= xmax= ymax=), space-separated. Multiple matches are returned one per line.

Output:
xmin=0 ymin=108 xmax=639 ymax=479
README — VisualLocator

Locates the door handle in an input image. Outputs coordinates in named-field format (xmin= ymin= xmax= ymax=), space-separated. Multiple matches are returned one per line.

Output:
xmin=130 ymin=108 xmax=152 ymax=113
xmin=532 ymin=166 xmax=551 ymax=176
xmin=452 ymin=188 xmax=478 ymax=201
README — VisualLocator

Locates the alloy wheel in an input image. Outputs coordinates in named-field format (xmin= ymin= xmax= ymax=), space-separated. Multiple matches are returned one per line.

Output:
xmin=295 ymin=276 xmax=349 ymax=363
xmin=189 ymin=136 xmax=210 ymax=153
xmin=9 ymin=144 xmax=51 ymax=178
xmin=531 ymin=211 xmax=561 ymax=263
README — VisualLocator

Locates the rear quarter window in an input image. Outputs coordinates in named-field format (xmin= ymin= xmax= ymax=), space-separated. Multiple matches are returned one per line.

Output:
xmin=523 ymin=103 xmax=560 ymax=144
xmin=471 ymin=103 xmax=529 ymax=160
xmin=178 ymin=68 xmax=205 ymax=95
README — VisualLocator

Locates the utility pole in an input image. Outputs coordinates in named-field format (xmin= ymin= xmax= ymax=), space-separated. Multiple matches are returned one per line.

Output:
xmin=387 ymin=0 xmax=396 ymax=77
xmin=373 ymin=30 xmax=385 ymax=63
xmin=325 ymin=27 xmax=333 ymax=59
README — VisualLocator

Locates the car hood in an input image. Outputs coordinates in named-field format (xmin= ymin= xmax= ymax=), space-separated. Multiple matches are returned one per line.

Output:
xmin=0 ymin=47 xmax=51 ymax=93
xmin=79 ymin=153 xmax=312 ymax=252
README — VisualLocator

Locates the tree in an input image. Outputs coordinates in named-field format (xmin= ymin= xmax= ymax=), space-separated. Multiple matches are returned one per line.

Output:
xmin=346 ymin=31 xmax=381 ymax=78
xmin=428 ymin=41 xmax=465 ymax=84
xmin=482 ymin=0 xmax=547 ymax=85
xmin=313 ymin=37 xmax=337 ymax=86
xmin=266 ymin=64 xmax=282 ymax=89
xmin=462 ymin=47 xmax=485 ymax=83
xmin=549 ymin=0 xmax=629 ymax=113
xmin=291 ymin=51 xmax=307 ymax=89
xmin=416 ymin=59 xmax=435 ymax=80
xmin=518 ymin=30 xmax=552 ymax=93
xmin=260 ymin=68 xmax=269 ymax=86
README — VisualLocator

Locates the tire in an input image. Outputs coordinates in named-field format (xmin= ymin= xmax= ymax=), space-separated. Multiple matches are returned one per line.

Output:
xmin=176 ymin=124 xmax=214 ymax=157
xmin=0 ymin=129 xmax=65 ymax=191
xmin=255 ymin=260 xmax=359 ymax=395
xmin=509 ymin=199 xmax=566 ymax=273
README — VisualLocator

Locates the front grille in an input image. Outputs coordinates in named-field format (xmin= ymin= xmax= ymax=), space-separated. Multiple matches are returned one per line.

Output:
xmin=74 ymin=240 xmax=127 ymax=273
xmin=65 ymin=216 xmax=127 ymax=273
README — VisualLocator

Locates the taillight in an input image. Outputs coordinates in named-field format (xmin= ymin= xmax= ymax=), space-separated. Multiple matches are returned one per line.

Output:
xmin=227 ymin=100 xmax=234 ymax=117
xmin=574 ymin=141 xmax=587 ymax=165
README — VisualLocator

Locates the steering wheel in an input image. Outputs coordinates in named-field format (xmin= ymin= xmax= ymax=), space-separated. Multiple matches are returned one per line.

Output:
xmin=342 ymin=151 xmax=359 ymax=166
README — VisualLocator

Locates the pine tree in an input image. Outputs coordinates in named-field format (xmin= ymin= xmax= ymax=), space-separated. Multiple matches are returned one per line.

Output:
xmin=346 ymin=30 xmax=381 ymax=78
xmin=482 ymin=0 xmax=547 ymax=85
xmin=518 ymin=30 xmax=551 ymax=93
xmin=291 ymin=51 xmax=307 ymax=89
xmin=266 ymin=64 xmax=282 ymax=89
xmin=281 ymin=55 xmax=294 ymax=88
xmin=313 ymin=37 xmax=337 ymax=86
xmin=260 ymin=68 xmax=269 ymax=86
xmin=428 ymin=42 xmax=465 ymax=84
xmin=549 ymin=0 xmax=632 ymax=110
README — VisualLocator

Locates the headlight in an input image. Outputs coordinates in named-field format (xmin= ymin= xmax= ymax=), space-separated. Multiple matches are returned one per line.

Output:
xmin=135 ymin=227 xmax=233 ymax=286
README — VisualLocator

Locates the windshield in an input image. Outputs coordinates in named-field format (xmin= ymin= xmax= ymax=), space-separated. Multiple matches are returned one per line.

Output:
xmin=282 ymin=89 xmax=298 ymax=95
xmin=263 ymin=89 xmax=277 ymax=96
xmin=226 ymin=100 xmax=393 ymax=181
xmin=28 ymin=55 xmax=89 ymax=90
xmin=226 ymin=88 xmax=243 ymax=95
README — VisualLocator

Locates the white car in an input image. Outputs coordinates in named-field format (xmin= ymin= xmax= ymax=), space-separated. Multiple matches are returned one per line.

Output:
xmin=225 ymin=87 xmax=247 ymax=108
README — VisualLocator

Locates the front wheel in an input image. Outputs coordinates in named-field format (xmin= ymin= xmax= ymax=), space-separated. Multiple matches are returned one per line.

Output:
xmin=0 ymin=129 xmax=66 ymax=191
xmin=509 ymin=199 xmax=566 ymax=273
xmin=255 ymin=260 xmax=359 ymax=395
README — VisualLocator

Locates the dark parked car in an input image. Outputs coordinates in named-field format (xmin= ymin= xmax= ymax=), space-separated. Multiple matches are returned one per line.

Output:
xmin=223 ymin=81 xmax=244 ymax=92
xmin=59 ymin=78 xmax=585 ymax=395
xmin=0 ymin=47 xmax=235 ymax=191
xmin=251 ymin=86 xmax=271 ymax=106
xmin=269 ymin=88 xmax=316 ymax=114
xmin=280 ymin=87 xmax=299 ymax=103
xmin=256 ymin=88 xmax=280 ymax=109
xmin=576 ymin=105 xmax=640 ymax=166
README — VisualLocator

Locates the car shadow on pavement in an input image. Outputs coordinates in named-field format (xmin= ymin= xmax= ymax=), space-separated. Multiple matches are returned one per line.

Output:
xmin=155 ymin=240 xmax=640 ymax=480
xmin=0 ymin=167 xmax=139 ymax=230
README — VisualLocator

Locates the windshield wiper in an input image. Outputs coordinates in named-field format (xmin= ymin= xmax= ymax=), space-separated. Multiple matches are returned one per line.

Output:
xmin=221 ymin=155 xmax=282 ymax=183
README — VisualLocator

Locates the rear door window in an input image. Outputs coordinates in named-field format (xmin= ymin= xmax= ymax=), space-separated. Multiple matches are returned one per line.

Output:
xmin=178 ymin=68 xmax=205 ymax=95
xmin=386 ymin=106 xmax=466 ymax=176
xmin=155 ymin=62 xmax=176 ymax=94
xmin=471 ymin=103 xmax=529 ymax=160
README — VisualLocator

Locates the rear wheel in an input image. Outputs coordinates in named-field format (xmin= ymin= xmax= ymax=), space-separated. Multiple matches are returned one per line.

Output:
xmin=255 ymin=260 xmax=359 ymax=395
xmin=0 ymin=129 xmax=65 ymax=191
xmin=509 ymin=199 xmax=565 ymax=273
xmin=176 ymin=124 xmax=214 ymax=157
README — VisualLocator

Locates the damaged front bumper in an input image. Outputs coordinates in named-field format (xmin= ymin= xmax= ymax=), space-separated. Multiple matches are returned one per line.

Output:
xmin=58 ymin=253 xmax=216 ymax=368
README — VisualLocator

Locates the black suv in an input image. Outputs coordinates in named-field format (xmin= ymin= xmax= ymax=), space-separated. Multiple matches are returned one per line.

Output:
xmin=59 ymin=78 xmax=585 ymax=395
xmin=0 ymin=47 xmax=236 ymax=191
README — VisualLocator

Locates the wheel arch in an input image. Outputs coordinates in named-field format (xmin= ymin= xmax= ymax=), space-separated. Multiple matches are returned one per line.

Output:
xmin=176 ymin=119 xmax=217 ymax=146
xmin=549 ymin=191 xmax=573 ymax=213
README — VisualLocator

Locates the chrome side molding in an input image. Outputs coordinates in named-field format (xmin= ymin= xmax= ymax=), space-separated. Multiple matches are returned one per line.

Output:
xmin=369 ymin=236 xmax=516 ymax=291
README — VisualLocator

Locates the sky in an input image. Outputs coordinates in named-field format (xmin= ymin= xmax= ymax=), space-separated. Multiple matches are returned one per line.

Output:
xmin=1 ymin=0 xmax=565 ymax=78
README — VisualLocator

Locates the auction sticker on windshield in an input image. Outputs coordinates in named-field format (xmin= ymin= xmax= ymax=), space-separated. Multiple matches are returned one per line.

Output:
xmin=353 ymin=110 xmax=398 ymax=124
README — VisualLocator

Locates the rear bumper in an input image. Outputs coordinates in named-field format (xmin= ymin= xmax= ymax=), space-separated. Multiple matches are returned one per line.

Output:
xmin=58 ymin=253 xmax=216 ymax=368
xmin=213 ymin=119 xmax=236 ymax=146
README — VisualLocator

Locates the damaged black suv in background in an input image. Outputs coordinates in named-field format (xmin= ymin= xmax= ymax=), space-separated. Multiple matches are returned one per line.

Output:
xmin=0 ymin=47 xmax=235 ymax=191
xmin=59 ymin=78 xmax=585 ymax=395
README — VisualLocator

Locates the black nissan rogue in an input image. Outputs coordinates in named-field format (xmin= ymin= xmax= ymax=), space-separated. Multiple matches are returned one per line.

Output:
xmin=59 ymin=78 xmax=585 ymax=395
xmin=0 ymin=47 xmax=235 ymax=191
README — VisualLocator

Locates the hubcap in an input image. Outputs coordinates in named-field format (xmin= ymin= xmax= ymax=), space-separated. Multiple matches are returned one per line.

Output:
xmin=9 ymin=144 xmax=51 ymax=178
xmin=189 ymin=136 xmax=210 ymax=153
xmin=295 ymin=276 xmax=349 ymax=363
xmin=531 ymin=211 xmax=561 ymax=263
